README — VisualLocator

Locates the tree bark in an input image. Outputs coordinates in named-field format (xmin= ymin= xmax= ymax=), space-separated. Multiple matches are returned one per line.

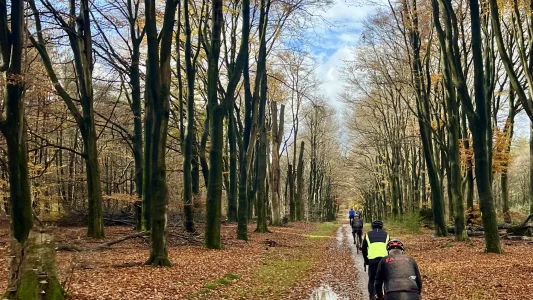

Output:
xmin=468 ymin=0 xmax=502 ymax=253
xmin=183 ymin=0 xmax=197 ymax=233
xmin=530 ymin=124 xmax=533 ymax=214
xmin=270 ymin=103 xmax=284 ymax=226
xmin=236 ymin=0 xmax=251 ymax=241
xmin=144 ymin=0 xmax=177 ymax=266
xmin=296 ymin=141 xmax=305 ymax=221
xmin=205 ymin=0 xmax=224 ymax=248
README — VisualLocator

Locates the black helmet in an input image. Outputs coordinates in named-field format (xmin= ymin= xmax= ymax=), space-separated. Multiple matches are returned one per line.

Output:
xmin=372 ymin=220 xmax=383 ymax=229
xmin=387 ymin=239 xmax=405 ymax=251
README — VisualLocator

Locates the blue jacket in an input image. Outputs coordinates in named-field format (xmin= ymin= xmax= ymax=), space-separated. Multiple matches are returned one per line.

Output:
xmin=349 ymin=210 xmax=355 ymax=217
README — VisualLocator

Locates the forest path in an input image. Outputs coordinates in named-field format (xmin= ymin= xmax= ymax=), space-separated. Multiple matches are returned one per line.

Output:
xmin=343 ymin=224 xmax=369 ymax=299
xmin=309 ymin=224 xmax=368 ymax=299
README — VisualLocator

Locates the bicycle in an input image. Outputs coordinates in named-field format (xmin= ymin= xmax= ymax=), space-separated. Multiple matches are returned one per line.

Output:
xmin=352 ymin=228 xmax=362 ymax=253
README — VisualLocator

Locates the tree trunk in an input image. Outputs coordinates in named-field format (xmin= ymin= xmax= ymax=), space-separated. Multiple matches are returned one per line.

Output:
xmin=236 ymin=0 xmax=251 ymax=241
xmin=1 ymin=1 xmax=64 ymax=295
xmin=183 ymin=0 xmax=196 ymax=232
xmin=144 ymin=0 xmax=177 ymax=266
xmin=288 ymin=164 xmax=295 ymax=221
xmin=530 ymin=124 xmax=533 ymax=214
xmin=82 ymin=128 xmax=105 ymax=238
xmin=296 ymin=141 xmax=305 ymax=221
xmin=461 ymin=109 xmax=474 ymax=209
xmin=204 ymin=0 xmax=224 ymax=247
xmin=442 ymin=53 xmax=468 ymax=241
xmin=501 ymin=97 xmax=515 ymax=223
xmin=255 ymin=128 xmax=269 ymax=232
xmin=131 ymin=10 xmax=144 ymax=232
xmin=143 ymin=92 xmax=153 ymax=231
xmin=468 ymin=0 xmax=502 ymax=253
xmin=4 ymin=230 xmax=64 ymax=300
xmin=405 ymin=0 xmax=446 ymax=236
xmin=270 ymin=103 xmax=284 ymax=226
xmin=227 ymin=113 xmax=238 ymax=222
xmin=206 ymin=106 xmax=224 ymax=248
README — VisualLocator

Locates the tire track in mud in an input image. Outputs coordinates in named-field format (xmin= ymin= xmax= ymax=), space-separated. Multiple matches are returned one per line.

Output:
xmin=344 ymin=224 xmax=369 ymax=299
xmin=309 ymin=224 xmax=368 ymax=300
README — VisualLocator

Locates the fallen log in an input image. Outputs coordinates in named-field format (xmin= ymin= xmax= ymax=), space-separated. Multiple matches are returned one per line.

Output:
xmin=447 ymin=223 xmax=510 ymax=234
xmin=505 ymin=214 xmax=533 ymax=237
xmin=56 ymin=232 xmax=148 ymax=252
xmin=168 ymin=232 xmax=203 ymax=245
xmin=103 ymin=218 xmax=135 ymax=226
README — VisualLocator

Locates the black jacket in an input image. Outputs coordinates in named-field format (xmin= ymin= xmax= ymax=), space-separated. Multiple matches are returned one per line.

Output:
xmin=352 ymin=218 xmax=363 ymax=230
xmin=374 ymin=254 xmax=422 ymax=297
xmin=362 ymin=228 xmax=388 ymax=264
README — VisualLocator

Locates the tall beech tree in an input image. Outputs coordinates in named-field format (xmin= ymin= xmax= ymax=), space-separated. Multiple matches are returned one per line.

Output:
xmin=91 ymin=0 xmax=146 ymax=230
xmin=29 ymin=0 xmax=105 ymax=238
xmin=431 ymin=0 xmax=502 ymax=252
xmin=144 ymin=0 xmax=178 ymax=266
xmin=205 ymin=0 xmax=224 ymax=249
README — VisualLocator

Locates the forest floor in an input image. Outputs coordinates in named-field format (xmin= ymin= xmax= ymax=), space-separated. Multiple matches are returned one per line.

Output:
xmin=0 ymin=220 xmax=532 ymax=299
xmin=0 ymin=221 xmax=358 ymax=299
xmin=382 ymin=223 xmax=533 ymax=300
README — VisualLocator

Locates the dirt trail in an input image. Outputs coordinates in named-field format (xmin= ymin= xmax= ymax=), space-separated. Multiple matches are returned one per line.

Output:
xmin=309 ymin=224 xmax=368 ymax=299
xmin=343 ymin=224 xmax=369 ymax=299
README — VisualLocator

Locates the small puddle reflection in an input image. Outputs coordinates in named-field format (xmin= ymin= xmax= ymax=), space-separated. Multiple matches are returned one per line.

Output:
xmin=310 ymin=285 xmax=338 ymax=300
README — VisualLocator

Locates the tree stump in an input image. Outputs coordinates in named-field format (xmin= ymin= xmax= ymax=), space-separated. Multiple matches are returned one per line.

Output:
xmin=4 ymin=229 xmax=64 ymax=299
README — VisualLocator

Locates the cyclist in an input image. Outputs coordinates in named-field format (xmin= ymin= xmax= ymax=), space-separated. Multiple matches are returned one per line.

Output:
xmin=374 ymin=239 xmax=422 ymax=300
xmin=351 ymin=214 xmax=363 ymax=247
xmin=349 ymin=208 xmax=355 ymax=226
xmin=362 ymin=220 xmax=389 ymax=300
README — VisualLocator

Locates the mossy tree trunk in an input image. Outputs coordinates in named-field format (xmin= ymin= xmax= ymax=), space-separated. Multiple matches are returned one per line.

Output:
xmin=1 ymin=1 xmax=64 ymax=296
xmin=4 ymin=230 xmax=64 ymax=300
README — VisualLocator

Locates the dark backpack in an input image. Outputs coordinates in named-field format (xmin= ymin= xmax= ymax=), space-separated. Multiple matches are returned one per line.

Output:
xmin=352 ymin=218 xmax=363 ymax=229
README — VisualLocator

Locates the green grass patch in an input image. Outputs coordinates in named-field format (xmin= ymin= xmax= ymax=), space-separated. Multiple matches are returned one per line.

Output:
xmin=216 ymin=278 xmax=231 ymax=286
xmin=187 ymin=274 xmax=241 ymax=299
xmin=252 ymin=259 xmax=312 ymax=294
xmin=306 ymin=222 xmax=339 ymax=238
xmin=205 ymin=282 xmax=217 ymax=290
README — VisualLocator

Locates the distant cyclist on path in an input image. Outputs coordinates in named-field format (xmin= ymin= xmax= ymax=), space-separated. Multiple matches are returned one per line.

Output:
xmin=351 ymin=214 xmax=364 ymax=247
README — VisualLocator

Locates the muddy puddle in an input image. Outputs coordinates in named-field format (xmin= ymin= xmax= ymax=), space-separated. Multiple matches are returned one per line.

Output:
xmin=309 ymin=285 xmax=339 ymax=300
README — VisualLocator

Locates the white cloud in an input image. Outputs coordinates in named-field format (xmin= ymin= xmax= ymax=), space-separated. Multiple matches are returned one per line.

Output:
xmin=309 ymin=0 xmax=386 ymax=112
xmin=315 ymin=46 xmax=351 ymax=106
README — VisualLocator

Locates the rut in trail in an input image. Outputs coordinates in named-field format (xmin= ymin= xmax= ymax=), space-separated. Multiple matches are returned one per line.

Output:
xmin=309 ymin=224 xmax=368 ymax=300
xmin=344 ymin=224 xmax=369 ymax=299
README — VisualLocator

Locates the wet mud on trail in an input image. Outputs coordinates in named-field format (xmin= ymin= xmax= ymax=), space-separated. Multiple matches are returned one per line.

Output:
xmin=310 ymin=224 xmax=368 ymax=299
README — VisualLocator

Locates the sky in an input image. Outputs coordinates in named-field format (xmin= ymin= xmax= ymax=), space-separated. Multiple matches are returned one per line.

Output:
xmin=306 ymin=0 xmax=532 ymax=140
xmin=309 ymin=0 xmax=387 ymax=111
